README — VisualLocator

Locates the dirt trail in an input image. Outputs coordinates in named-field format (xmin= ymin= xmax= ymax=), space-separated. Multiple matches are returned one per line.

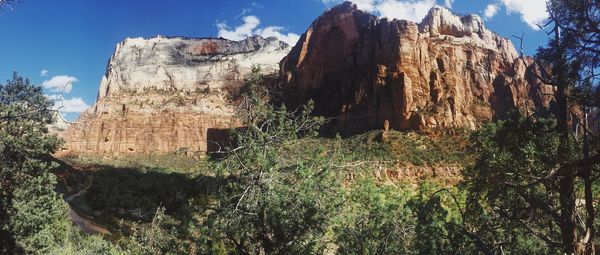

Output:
xmin=64 ymin=176 xmax=112 ymax=235
xmin=68 ymin=208 xmax=111 ymax=235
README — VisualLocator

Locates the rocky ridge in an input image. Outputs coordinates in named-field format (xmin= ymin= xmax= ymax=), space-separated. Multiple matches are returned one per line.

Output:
xmin=62 ymin=2 xmax=556 ymax=155
xmin=280 ymin=2 xmax=555 ymax=135
xmin=63 ymin=36 xmax=290 ymax=155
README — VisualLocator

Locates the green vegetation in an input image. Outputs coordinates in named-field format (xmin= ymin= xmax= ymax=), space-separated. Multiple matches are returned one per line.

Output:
xmin=2 ymin=0 xmax=598 ymax=253
xmin=6 ymin=59 xmax=597 ymax=254
xmin=43 ymin=68 xmax=473 ymax=254
xmin=458 ymin=0 xmax=600 ymax=253
xmin=63 ymin=153 xmax=209 ymax=175
xmin=286 ymin=129 xmax=469 ymax=167
xmin=0 ymin=73 xmax=124 ymax=254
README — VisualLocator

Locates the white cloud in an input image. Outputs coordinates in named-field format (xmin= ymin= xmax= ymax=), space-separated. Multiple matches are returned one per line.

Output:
xmin=46 ymin=94 xmax=90 ymax=113
xmin=41 ymin=75 xmax=78 ymax=93
xmin=323 ymin=0 xmax=438 ymax=23
xmin=323 ymin=0 xmax=377 ymax=11
xmin=355 ymin=0 xmax=378 ymax=12
xmin=376 ymin=0 xmax=436 ymax=22
xmin=217 ymin=15 xmax=300 ymax=45
xmin=251 ymin=2 xmax=264 ymax=9
xmin=256 ymin=26 xmax=301 ymax=47
xmin=484 ymin=4 xmax=499 ymax=19
xmin=41 ymin=74 xmax=89 ymax=115
xmin=349 ymin=0 xmax=378 ymax=12
xmin=217 ymin=16 xmax=259 ymax=41
xmin=501 ymin=0 xmax=548 ymax=30
xmin=58 ymin=97 xmax=89 ymax=113
xmin=40 ymin=69 xmax=48 ymax=77
xmin=444 ymin=0 xmax=453 ymax=8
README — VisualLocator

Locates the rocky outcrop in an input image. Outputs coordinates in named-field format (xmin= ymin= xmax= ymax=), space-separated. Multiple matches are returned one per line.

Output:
xmin=63 ymin=35 xmax=290 ymax=155
xmin=280 ymin=2 xmax=555 ymax=135
xmin=49 ymin=111 xmax=70 ymax=136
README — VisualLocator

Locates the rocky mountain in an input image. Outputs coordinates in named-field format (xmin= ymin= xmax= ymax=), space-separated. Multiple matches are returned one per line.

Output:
xmin=62 ymin=35 xmax=290 ymax=155
xmin=62 ymin=2 xmax=556 ymax=155
xmin=280 ymin=2 xmax=555 ymax=135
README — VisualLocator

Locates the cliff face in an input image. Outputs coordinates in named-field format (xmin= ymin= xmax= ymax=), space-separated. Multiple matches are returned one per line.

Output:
xmin=63 ymin=36 xmax=290 ymax=155
xmin=280 ymin=2 xmax=555 ymax=135
xmin=62 ymin=2 xmax=557 ymax=155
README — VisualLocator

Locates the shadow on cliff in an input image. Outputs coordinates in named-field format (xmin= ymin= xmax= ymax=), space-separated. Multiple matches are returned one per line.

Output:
xmin=207 ymin=127 xmax=234 ymax=154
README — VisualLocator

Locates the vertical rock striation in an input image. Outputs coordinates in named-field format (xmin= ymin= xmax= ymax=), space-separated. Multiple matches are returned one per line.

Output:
xmin=63 ymin=35 xmax=290 ymax=155
xmin=280 ymin=2 xmax=555 ymax=135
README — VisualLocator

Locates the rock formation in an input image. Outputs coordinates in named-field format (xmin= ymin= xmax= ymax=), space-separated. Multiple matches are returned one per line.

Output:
xmin=280 ymin=2 xmax=555 ymax=135
xmin=62 ymin=2 xmax=558 ymax=155
xmin=63 ymin=35 xmax=290 ymax=155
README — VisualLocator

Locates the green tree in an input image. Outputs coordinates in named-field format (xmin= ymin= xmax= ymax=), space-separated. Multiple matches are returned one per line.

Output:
xmin=463 ymin=112 xmax=572 ymax=254
xmin=543 ymin=1 xmax=600 ymax=253
xmin=202 ymin=67 xmax=337 ymax=254
xmin=411 ymin=185 xmax=475 ymax=255
xmin=0 ymin=73 xmax=62 ymax=253
xmin=465 ymin=0 xmax=600 ymax=253
xmin=332 ymin=179 xmax=415 ymax=255
xmin=119 ymin=206 xmax=178 ymax=255
xmin=0 ymin=73 xmax=122 ymax=254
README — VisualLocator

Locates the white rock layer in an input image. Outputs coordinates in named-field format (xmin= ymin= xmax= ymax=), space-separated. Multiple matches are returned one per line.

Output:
xmin=98 ymin=35 xmax=290 ymax=99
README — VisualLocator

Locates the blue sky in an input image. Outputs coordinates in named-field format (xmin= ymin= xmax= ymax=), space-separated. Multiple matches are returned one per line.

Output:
xmin=0 ymin=0 xmax=551 ymax=120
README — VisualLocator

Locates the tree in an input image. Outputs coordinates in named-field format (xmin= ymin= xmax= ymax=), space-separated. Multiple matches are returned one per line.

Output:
xmin=463 ymin=112 xmax=570 ymax=254
xmin=119 ymin=207 xmax=178 ymax=255
xmin=546 ymin=1 xmax=600 ymax=253
xmin=463 ymin=0 xmax=600 ymax=253
xmin=0 ymin=73 xmax=122 ymax=254
xmin=463 ymin=110 xmax=599 ymax=254
xmin=332 ymin=178 xmax=416 ymax=254
xmin=201 ymin=67 xmax=336 ymax=254
xmin=536 ymin=0 xmax=599 ymax=253
xmin=0 ymin=73 xmax=61 ymax=253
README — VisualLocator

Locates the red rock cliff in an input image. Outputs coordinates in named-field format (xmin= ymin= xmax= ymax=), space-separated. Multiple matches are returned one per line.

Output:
xmin=280 ymin=2 xmax=555 ymax=135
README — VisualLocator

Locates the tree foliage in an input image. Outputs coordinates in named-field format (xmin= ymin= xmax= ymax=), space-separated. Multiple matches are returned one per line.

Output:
xmin=462 ymin=0 xmax=600 ymax=253
xmin=462 ymin=111 xmax=575 ymax=254
xmin=202 ymin=67 xmax=336 ymax=254
xmin=0 ymin=73 xmax=122 ymax=254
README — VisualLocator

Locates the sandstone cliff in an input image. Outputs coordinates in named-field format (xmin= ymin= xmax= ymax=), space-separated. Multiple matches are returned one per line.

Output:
xmin=63 ymin=35 xmax=290 ymax=155
xmin=280 ymin=2 xmax=555 ymax=135
xmin=62 ymin=2 xmax=558 ymax=155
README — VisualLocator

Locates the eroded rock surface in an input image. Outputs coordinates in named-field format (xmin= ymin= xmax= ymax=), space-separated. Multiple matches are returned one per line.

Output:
xmin=63 ymin=36 xmax=290 ymax=155
xmin=280 ymin=2 xmax=555 ymax=135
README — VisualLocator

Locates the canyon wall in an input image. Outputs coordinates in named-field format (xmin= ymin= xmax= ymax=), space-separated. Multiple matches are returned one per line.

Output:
xmin=62 ymin=2 xmax=558 ymax=155
xmin=280 ymin=2 xmax=555 ymax=135
xmin=63 ymin=35 xmax=290 ymax=155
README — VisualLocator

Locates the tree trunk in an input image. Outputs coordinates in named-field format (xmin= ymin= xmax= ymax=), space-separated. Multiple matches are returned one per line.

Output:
xmin=580 ymin=111 xmax=595 ymax=255
xmin=580 ymin=174 xmax=596 ymax=255
xmin=553 ymin=25 xmax=580 ymax=255
xmin=558 ymin=174 xmax=578 ymax=254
